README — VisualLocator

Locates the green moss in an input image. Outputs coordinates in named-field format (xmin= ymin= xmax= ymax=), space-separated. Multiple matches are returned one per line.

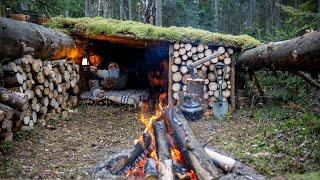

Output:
xmin=48 ymin=17 xmax=260 ymax=49
xmin=287 ymin=171 xmax=320 ymax=180
xmin=276 ymin=3 xmax=320 ymax=18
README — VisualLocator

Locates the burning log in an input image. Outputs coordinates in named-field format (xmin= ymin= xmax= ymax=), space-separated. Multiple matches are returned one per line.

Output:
xmin=110 ymin=132 xmax=152 ymax=175
xmin=162 ymin=107 xmax=220 ymax=179
xmin=153 ymin=120 xmax=174 ymax=180
xmin=144 ymin=158 xmax=159 ymax=180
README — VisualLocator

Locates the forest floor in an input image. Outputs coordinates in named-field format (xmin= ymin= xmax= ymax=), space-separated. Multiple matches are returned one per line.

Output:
xmin=0 ymin=104 xmax=319 ymax=179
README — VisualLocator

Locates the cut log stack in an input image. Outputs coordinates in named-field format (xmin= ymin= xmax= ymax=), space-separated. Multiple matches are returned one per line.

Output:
xmin=170 ymin=43 xmax=233 ymax=115
xmin=1 ymin=55 xmax=80 ymax=138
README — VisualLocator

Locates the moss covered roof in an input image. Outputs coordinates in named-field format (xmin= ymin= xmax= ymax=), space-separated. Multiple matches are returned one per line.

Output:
xmin=48 ymin=17 xmax=260 ymax=49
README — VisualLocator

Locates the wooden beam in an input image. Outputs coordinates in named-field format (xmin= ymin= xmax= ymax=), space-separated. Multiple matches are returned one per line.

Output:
xmin=238 ymin=31 xmax=320 ymax=72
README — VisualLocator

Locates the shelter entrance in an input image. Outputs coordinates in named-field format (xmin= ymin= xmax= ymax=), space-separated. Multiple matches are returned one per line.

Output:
xmin=80 ymin=37 xmax=170 ymax=107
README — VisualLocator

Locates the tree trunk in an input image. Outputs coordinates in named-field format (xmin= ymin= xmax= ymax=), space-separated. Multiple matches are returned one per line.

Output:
xmin=128 ymin=0 xmax=133 ymax=20
xmin=238 ymin=31 xmax=320 ymax=72
xmin=318 ymin=0 xmax=320 ymax=29
xmin=213 ymin=0 xmax=219 ymax=32
xmin=119 ymin=0 xmax=125 ymax=20
xmin=98 ymin=0 xmax=104 ymax=17
xmin=108 ymin=0 xmax=113 ymax=18
xmin=139 ymin=0 xmax=155 ymax=24
xmin=85 ymin=0 xmax=90 ymax=17
xmin=0 ymin=17 xmax=75 ymax=61
xmin=155 ymin=0 xmax=162 ymax=26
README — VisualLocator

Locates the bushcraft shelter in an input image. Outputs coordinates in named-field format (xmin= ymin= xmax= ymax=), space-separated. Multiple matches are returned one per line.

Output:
xmin=49 ymin=17 xmax=260 ymax=114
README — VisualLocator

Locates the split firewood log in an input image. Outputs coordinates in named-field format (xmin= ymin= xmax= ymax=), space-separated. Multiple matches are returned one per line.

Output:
xmin=179 ymin=48 xmax=186 ymax=55
xmin=0 ymin=87 xmax=28 ymax=110
xmin=172 ymin=72 xmax=182 ymax=82
xmin=204 ymin=49 xmax=213 ymax=57
xmin=187 ymin=51 xmax=193 ymax=57
xmin=182 ymin=55 xmax=188 ymax=61
xmin=173 ymin=51 xmax=179 ymax=58
xmin=171 ymin=65 xmax=179 ymax=72
xmin=174 ymin=57 xmax=181 ymax=65
xmin=0 ymin=103 xmax=14 ymax=120
xmin=191 ymin=47 xmax=197 ymax=53
xmin=198 ymin=53 xmax=205 ymax=59
xmin=172 ymin=83 xmax=181 ymax=92
xmin=173 ymin=43 xmax=180 ymax=50
xmin=180 ymin=66 xmax=188 ymax=74
xmin=224 ymin=57 xmax=231 ymax=65
xmin=192 ymin=54 xmax=199 ymax=61
xmin=197 ymin=44 xmax=205 ymax=52
xmin=218 ymin=47 xmax=225 ymax=54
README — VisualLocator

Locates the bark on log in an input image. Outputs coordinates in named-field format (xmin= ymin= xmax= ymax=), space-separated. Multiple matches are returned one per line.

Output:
xmin=144 ymin=158 xmax=159 ymax=180
xmin=238 ymin=31 xmax=320 ymax=72
xmin=153 ymin=120 xmax=174 ymax=180
xmin=162 ymin=107 xmax=219 ymax=179
xmin=0 ymin=87 xmax=28 ymax=110
xmin=0 ymin=110 xmax=5 ymax=121
xmin=0 ymin=17 xmax=75 ymax=61
xmin=0 ymin=103 xmax=14 ymax=120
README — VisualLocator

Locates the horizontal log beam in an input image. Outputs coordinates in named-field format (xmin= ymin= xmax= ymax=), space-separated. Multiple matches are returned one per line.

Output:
xmin=238 ymin=31 xmax=320 ymax=72
xmin=0 ymin=17 xmax=75 ymax=61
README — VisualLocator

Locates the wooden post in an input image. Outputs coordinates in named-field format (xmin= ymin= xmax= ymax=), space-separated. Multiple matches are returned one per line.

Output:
xmin=168 ymin=45 xmax=174 ymax=106
xmin=249 ymin=71 xmax=267 ymax=104
xmin=230 ymin=54 xmax=236 ymax=115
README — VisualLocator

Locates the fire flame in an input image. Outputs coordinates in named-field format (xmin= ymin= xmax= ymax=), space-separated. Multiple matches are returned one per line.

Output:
xmin=139 ymin=93 xmax=167 ymax=133
xmin=170 ymin=148 xmax=184 ymax=164
xmin=129 ymin=92 xmax=198 ymax=179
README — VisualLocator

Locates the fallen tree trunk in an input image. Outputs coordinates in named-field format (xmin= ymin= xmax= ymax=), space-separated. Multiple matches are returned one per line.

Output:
xmin=238 ymin=31 xmax=320 ymax=72
xmin=0 ymin=17 xmax=75 ymax=61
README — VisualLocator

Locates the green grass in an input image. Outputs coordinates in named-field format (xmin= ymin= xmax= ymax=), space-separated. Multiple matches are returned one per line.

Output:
xmin=48 ymin=17 xmax=260 ymax=49
xmin=242 ymin=105 xmax=320 ymax=176
xmin=287 ymin=171 xmax=320 ymax=180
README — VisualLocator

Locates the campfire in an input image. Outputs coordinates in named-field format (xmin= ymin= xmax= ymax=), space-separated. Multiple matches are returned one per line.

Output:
xmin=93 ymin=94 xmax=263 ymax=179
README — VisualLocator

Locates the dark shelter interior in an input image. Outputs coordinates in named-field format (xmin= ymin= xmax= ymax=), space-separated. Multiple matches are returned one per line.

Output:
xmin=82 ymin=38 xmax=170 ymax=105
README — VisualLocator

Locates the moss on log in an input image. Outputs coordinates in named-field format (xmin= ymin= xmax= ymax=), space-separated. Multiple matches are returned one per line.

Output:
xmin=48 ymin=17 xmax=260 ymax=49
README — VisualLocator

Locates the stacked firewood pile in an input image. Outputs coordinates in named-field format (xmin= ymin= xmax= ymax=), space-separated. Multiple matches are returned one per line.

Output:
xmin=170 ymin=43 xmax=233 ymax=113
xmin=0 ymin=55 xmax=80 ymax=141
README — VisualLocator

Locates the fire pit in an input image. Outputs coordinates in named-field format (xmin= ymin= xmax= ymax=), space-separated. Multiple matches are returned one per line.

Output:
xmin=92 ymin=95 xmax=265 ymax=180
